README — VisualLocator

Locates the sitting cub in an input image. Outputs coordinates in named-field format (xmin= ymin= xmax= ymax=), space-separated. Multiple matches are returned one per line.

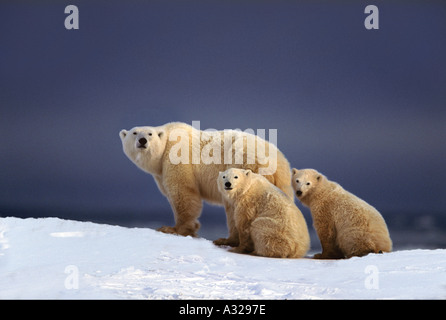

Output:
xmin=217 ymin=168 xmax=310 ymax=258
xmin=292 ymin=168 xmax=392 ymax=259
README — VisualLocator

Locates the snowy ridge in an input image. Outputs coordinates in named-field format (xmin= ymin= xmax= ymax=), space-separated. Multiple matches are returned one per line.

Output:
xmin=0 ymin=217 xmax=445 ymax=299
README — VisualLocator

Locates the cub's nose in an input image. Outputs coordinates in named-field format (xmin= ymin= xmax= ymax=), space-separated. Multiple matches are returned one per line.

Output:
xmin=225 ymin=182 xmax=232 ymax=188
xmin=296 ymin=190 xmax=302 ymax=196
xmin=138 ymin=138 xmax=147 ymax=145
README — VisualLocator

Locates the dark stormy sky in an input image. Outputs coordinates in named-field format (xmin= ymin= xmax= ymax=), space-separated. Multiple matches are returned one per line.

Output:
xmin=1 ymin=1 xmax=445 ymax=225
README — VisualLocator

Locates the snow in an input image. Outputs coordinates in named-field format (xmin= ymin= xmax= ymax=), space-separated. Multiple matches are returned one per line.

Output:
xmin=1 ymin=217 xmax=445 ymax=299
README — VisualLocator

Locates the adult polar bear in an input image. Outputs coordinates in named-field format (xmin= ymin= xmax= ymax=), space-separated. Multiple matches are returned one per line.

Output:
xmin=119 ymin=121 xmax=293 ymax=243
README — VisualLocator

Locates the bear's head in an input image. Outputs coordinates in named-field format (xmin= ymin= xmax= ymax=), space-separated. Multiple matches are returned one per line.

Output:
xmin=217 ymin=168 xmax=253 ymax=198
xmin=119 ymin=126 xmax=167 ymax=174
xmin=291 ymin=168 xmax=324 ymax=200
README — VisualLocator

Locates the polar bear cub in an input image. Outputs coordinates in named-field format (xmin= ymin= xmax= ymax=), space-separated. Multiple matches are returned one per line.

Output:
xmin=292 ymin=168 xmax=392 ymax=259
xmin=217 ymin=168 xmax=310 ymax=258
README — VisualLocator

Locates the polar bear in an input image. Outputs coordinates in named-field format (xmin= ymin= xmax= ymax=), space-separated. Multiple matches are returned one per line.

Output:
xmin=217 ymin=168 xmax=310 ymax=258
xmin=292 ymin=168 xmax=392 ymax=259
xmin=119 ymin=122 xmax=294 ymax=240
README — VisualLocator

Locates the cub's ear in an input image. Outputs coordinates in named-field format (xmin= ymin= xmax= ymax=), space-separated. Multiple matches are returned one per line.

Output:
xmin=157 ymin=130 xmax=164 ymax=138
xmin=316 ymin=175 xmax=321 ymax=181
xmin=245 ymin=169 xmax=252 ymax=176
xmin=119 ymin=129 xmax=128 ymax=140
xmin=292 ymin=168 xmax=298 ymax=175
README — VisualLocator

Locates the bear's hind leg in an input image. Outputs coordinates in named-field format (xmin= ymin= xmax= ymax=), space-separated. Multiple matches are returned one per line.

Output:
xmin=250 ymin=217 xmax=292 ymax=258
xmin=340 ymin=232 xmax=376 ymax=258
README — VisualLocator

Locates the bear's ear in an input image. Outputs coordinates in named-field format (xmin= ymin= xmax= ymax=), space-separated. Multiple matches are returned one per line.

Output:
xmin=316 ymin=175 xmax=321 ymax=181
xmin=292 ymin=168 xmax=298 ymax=175
xmin=245 ymin=169 xmax=252 ymax=177
xmin=157 ymin=130 xmax=164 ymax=138
xmin=119 ymin=130 xmax=128 ymax=140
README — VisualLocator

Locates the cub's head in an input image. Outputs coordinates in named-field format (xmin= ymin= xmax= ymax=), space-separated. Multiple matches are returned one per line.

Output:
xmin=217 ymin=168 xmax=253 ymax=198
xmin=119 ymin=126 xmax=166 ymax=173
xmin=291 ymin=168 xmax=324 ymax=201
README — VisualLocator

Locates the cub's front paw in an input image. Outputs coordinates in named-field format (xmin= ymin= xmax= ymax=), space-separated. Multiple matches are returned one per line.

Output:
xmin=228 ymin=247 xmax=246 ymax=253
xmin=157 ymin=226 xmax=177 ymax=234
xmin=213 ymin=237 xmax=238 ymax=247
xmin=313 ymin=253 xmax=323 ymax=259
xmin=229 ymin=246 xmax=249 ymax=254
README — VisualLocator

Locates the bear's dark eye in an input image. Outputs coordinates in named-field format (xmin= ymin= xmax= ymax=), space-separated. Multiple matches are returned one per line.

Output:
xmin=296 ymin=180 xmax=299 ymax=183
xmin=234 ymin=176 xmax=238 ymax=179
xmin=306 ymin=182 xmax=311 ymax=185
xmin=222 ymin=176 xmax=225 ymax=179
xmin=133 ymin=132 xmax=137 ymax=135
xmin=148 ymin=133 xmax=152 ymax=136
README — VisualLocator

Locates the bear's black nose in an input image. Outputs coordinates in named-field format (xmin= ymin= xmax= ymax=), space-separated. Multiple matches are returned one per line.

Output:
xmin=138 ymin=138 xmax=147 ymax=145
xmin=296 ymin=190 xmax=302 ymax=196
xmin=225 ymin=182 xmax=232 ymax=188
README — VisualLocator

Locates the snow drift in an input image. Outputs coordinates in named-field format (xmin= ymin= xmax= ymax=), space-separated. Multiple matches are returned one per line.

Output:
xmin=1 ymin=217 xmax=445 ymax=299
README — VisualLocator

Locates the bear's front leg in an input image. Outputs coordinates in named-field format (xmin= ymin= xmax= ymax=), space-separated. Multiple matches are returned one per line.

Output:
xmin=158 ymin=186 xmax=203 ymax=237
xmin=313 ymin=218 xmax=344 ymax=259
xmin=227 ymin=207 xmax=254 ymax=254
xmin=213 ymin=200 xmax=239 ymax=247
xmin=229 ymin=231 xmax=254 ymax=254
xmin=313 ymin=241 xmax=344 ymax=259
